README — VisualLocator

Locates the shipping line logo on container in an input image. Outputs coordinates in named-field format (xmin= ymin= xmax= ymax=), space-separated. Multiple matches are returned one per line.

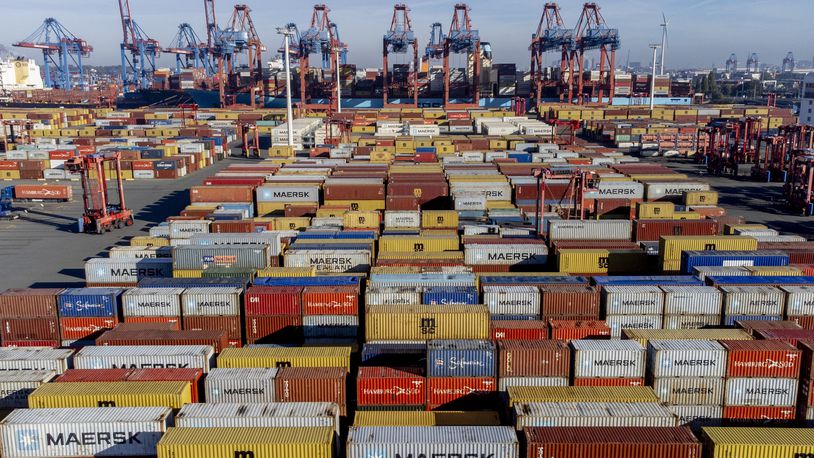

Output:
xmin=203 ymin=255 xmax=238 ymax=266
xmin=420 ymin=317 xmax=436 ymax=335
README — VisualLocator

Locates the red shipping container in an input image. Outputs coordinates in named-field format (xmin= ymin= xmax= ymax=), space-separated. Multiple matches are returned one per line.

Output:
xmin=49 ymin=150 xmax=75 ymax=160
xmin=756 ymin=329 xmax=814 ymax=346
xmin=800 ymin=377 xmax=814 ymax=407
xmin=387 ymin=182 xmax=448 ymax=205
xmin=720 ymin=340 xmax=802 ymax=378
xmin=797 ymin=340 xmax=814 ymax=380
xmin=357 ymin=366 xmax=426 ymax=407
xmin=735 ymin=319 xmax=802 ymax=336
xmin=55 ymin=368 xmax=204 ymax=402
xmin=96 ymin=328 xmax=229 ymax=353
xmin=497 ymin=340 xmax=570 ymax=378
xmin=524 ymin=426 xmax=701 ymax=458
xmin=634 ymin=220 xmax=719 ymax=242
xmin=722 ymin=406 xmax=796 ymax=421
xmin=0 ymin=161 xmax=19 ymax=170
xmin=13 ymin=185 xmax=72 ymax=201
xmin=182 ymin=315 xmax=241 ymax=348
xmin=203 ymin=177 xmax=265 ymax=187
xmin=123 ymin=316 xmax=181 ymax=330
xmin=284 ymin=204 xmax=318 ymax=218
xmin=491 ymin=321 xmax=549 ymax=341
xmin=59 ymin=317 xmax=118 ymax=340
xmin=245 ymin=286 xmax=302 ymax=315
xmin=210 ymin=221 xmax=254 ymax=233
xmin=551 ymin=240 xmax=639 ymax=253
xmin=324 ymin=183 xmax=385 ymax=200
xmin=4 ymin=339 xmax=59 ymax=347
xmin=245 ymin=315 xmax=303 ymax=344
xmin=574 ymin=377 xmax=646 ymax=387
xmin=426 ymin=377 xmax=497 ymax=410
xmin=131 ymin=160 xmax=155 ymax=171
xmin=0 ymin=288 xmax=61 ymax=317
xmin=302 ymin=286 xmax=358 ymax=316
xmin=385 ymin=196 xmax=421 ymax=211
xmin=548 ymin=320 xmax=611 ymax=340
xmin=274 ymin=367 xmax=347 ymax=415
xmin=1 ymin=317 xmax=59 ymax=342
xmin=189 ymin=185 xmax=253 ymax=203
xmin=540 ymin=286 xmax=600 ymax=320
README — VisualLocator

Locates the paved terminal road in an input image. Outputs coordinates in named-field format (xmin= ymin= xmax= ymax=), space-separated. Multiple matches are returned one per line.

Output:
xmin=0 ymin=155 xmax=248 ymax=291
xmin=655 ymin=157 xmax=814 ymax=237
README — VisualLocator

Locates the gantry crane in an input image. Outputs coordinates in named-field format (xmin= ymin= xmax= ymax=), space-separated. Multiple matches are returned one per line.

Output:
xmin=118 ymin=0 xmax=160 ymax=92
xmin=296 ymin=4 xmax=348 ymax=111
xmin=164 ymin=23 xmax=214 ymax=76
xmin=726 ymin=53 xmax=738 ymax=73
xmin=65 ymin=153 xmax=133 ymax=234
xmin=782 ymin=52 xmax=795 ymax=73
xmin=753 ymin=124 xmax=814 ymax=181
xmin=529 ymin=3 xmax=574 ymax=106
xmin=422 ymin=22 xmax=445 ymax=96
xmin=13 ymin=18 xmax=93 ymax=90
xmin=698 ymin=117 xmax=762 ymax=177
xmin=443 ymin=4 xmax=481 ymax=108
xmin=383 ymin=4 xmax=419 ymax=107
xmin=568 ymin=2 xmax=620 ymax=104
xmin=747 ymin=53 xmax=759 ymax=73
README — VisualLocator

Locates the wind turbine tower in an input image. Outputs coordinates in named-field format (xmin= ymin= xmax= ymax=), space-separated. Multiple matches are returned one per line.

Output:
xmin=659 ymin=12 xmax=668 ymax=75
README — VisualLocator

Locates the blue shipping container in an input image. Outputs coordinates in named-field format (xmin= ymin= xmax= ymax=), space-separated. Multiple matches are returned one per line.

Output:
xmin=706 ymin=276 xmax=814 ymax=286
xmin=361 ymin=342 xmax=427 ymax=365
xmin=681 ymin=250 xmax=790 ymax=274
xmin=254 ymin=276 xmax=361 ymax=287
xmin=593 ymin=276 xmax=703 ymax=287
xmin=423 ymin=286 xmax=479 ymax=305
xmin=58 ymin=288 xmax=122 ymax=317
xmin=480 ymin=276 xmax=588 ymax=286
xmin=138 ymin=278 xmax=247 ymax=288
xmin=427 ymin=340 xmax=496 ymax=377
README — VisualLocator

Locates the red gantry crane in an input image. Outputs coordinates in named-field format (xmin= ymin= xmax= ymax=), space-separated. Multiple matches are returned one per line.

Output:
xmin=443 ymin=4 xmax=481 ymax=108
xmin=568 ymin=2 xmax=619 ymax=104
xmin=530 ymin=3 xmax=574 ymax=107
xmin=383 ymin=4 xmax=419 ymax=107
xmin=65 ymin=153 xmax=133 ymax=234
xmin=297 ymin=4 xmax=348 ymax=111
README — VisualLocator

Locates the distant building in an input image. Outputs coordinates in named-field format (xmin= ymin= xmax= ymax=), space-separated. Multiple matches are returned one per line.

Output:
xmin=801 ymin=72 xmax=814 ymax=125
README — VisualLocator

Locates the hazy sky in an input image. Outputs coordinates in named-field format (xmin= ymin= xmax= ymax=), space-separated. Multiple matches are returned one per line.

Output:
xmin=0 ymin=0 xmax=808 ymax=70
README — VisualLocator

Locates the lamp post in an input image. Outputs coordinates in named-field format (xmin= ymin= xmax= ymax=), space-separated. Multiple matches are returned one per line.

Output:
xmin=649 ymin=44 xmax=661 ymax=112
xmin=277 ymin=26 xmax=295 ymax=147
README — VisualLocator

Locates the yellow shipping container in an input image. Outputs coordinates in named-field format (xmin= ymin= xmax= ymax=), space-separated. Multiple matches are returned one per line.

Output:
xmin=256 ymin=267 xmax=316 ymax=277
xmin=324 ymin=200 xmax=385 ymax=211
xmin=659 ymin=236 xmax=758 ymax=268
xmin=173 ymin=269 xmax=203 ymax=278
xmin=268 ymin=145 xmax=295 ymax=158
xmin=421 ymin=210 xmax=459 ymax=229
xmin=379 ymin=235 xmax=459 ymax=253
xmin=365 ymin=304 xmax=489 ymax=340
xmin=622 ymin=328 xmax=752 ymax=346
xmin=343 ymin=211 xmax=381 ymax=229
xmin=673 ymin=211 xmax=702 ymax=220
xmin=702 ymin=427 xmax=814 ymax=458
xmin=217 ymin=347 xmax=352 ymax=372
xmin=316 ymin=208 xmax=348 ymax=218
xmin=745 ymin=266 xmax=802 ymax=276
xmin=353 ymin=411 xmax=501 ymax=427
xmin=131 ymin=236 xmax=170 ymax=247
xmin=724 ymin=223 xmax=768 ymax=235
xmin=157 ymin=427 xmax=333 ymax=458
xmin=274 ymin=217 xmax=310 ymax=231
xmin=685 ymin=190 xmax=718 ymax=206
xmin=557 ymin=249 xmax=650 ymax=274
xmin=637 ymin=202 xmax=675 ymax=219
xmin=0 ymin=171 xmax=21 ymax=180
xmin=29 ymin=381 xmax=192 ymax=409
xmin=507 ymin=386 xmax=658 ymax=407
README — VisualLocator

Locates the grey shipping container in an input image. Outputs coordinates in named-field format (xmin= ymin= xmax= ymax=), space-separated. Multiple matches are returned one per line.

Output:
xmin=647 ymin=340 xmax=726 ymax=378
xmin=204 ymin=368 xmax=278 ymax=403
xmin=724 ymin=377 xmax=798 ymax=407
xmin=73 ymin=345 xmax=215 ymax=373
xmin=0 ymin=349 xmax=73 ymax=373
xmin=175 ymin=402 xmax=340 ymax=435
xmin=0 ymin=371 xmax=57 ymax=408
xmin=570 ymin=340 xmax=646 ymax=378
xmin=172 ymin=245 xmax=275 ymax=270
xmin=122 ymin=288 xmax=184 ymax=317
xmin=603 ymin=286 xmax=664 ymax=315
xmin=661 ymin=286 xmax=723 ymax=315
xmin=548 ymin=220 xmax=632 ymax=241
xmin=653 ymin=377 xmax=725 ymax=406
xmin=513 ymin=402 xmax=678 ymax=430
xmin=346 ymin=426 xmax=518 ymax=458
xmin=181 ymin=287 xmax=242 ymax=316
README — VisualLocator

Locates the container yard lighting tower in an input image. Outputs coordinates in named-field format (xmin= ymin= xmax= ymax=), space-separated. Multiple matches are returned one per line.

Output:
xmin=649 ymin=43 xmax=661 ymax=111
xmin=277 ymin=26 xmax=296 ymax=147
xmin=13 ymin=18 xmax=93 ymax=91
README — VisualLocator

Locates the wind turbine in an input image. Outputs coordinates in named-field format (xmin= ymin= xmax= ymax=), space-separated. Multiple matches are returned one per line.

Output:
xmin=659 ymin=12 xmax=669 ymax=75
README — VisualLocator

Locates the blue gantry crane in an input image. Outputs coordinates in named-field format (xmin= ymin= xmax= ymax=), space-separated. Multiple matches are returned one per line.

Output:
xmin=296 ymin=4 xmax=348 ymax=110
xmin=569 ymin=2 xmax=620 ymax=104
xmin=383 ymin=4 xmax=419 ymax=107
xmin=529 ymin=3 xmax=574 ymax=106
xmin=164 ymin=23 xmax=214 ymax=75
xmin=117 ymin=0 xmax=160 ymax=92
xmin=13 ymin=18 xmax=93 ymax=90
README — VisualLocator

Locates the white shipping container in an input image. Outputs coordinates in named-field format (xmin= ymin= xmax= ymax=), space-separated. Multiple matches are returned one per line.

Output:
xmin=647 ymin=340 xmax=726 ymax=378
xmin=255 ymin=185 xmax=320 ymax=203
xmin=133 ymin=170 xmax=155 ymax=179
xmin=83 ymin=258 xmax=173 ymax=285
xmin=448 ymin=182 xmax=512 ymax=201
xmin=454 ymin=194 xmax=488 ymax=211
xmin=148 ymin=224 xmax=170 ymax=238
xmin=0 ymin=371 xmax=57 ymax=408
xmin=365 ymin=287 xmax=422 ymax=306
xmin=603 ymin=286 xmax=664 ymax=315
xmin=724 ymin=377 xmax=798 ymax=407
xmin=175 ymin=402 xmax=340 ymax=434
xmin=548 ymin=220 xmax=632 ymax=241
xmin=204 ymin=368 xmax=278 ymax=403
xmin=663 ymin=314 xmax=722 ymax=329
xmin=780 ymin=285 xmax=814 ymax=317
xmin=591 ymin=181 xmax=644 ymax=200
xmin=483 ymin=286 xmax=540 ymax=316
xmin=284 ymin=249 xmax=371 ymax=273
xmin=43 ymin=169 xmax=67 ymax=179
xmin=0 ymin=349 xmax=73 ymax=373
xmin=188 ymin=233 xmax=283 ymax=255
xmin=0 ymin=407 xmax=171 ymax=458
xmin=514 ymin=402 xmax=678 ymax=430
xmin=346 ymin=426 xmax=519 ymax=458
xmin=74 ymin=345 xmax=215 ymax=373
xmin=645 ymin=182 xmax=710 ymax=201
xmin=571 ymin=340 xmax=646 ymax=378
xmin=465 ymin=244 xmax=548 ymax=266
xmin=408 ymin=125 xmax=441 ymax=137
xmin=606 ymin=314 xmax=663 ymax=338
xmin=498 ymin=377 xmax=568 ymax=392
xmin=168 ymin=220 xmax=210 ymax=239
xmin=667 ymin=405 xmax=723 ymax=427
xmin=181 ymin=287 xmax=242 ymax=316
xmin=384 ymin=211 xmax=420 ymax=228
xmin=692 ymin=266 xmax=749 ymax=281
xmin=122 ymin=288 xmax=184 ymax=317
xmin=653 ymin=377 xmax=725 ymax=406
xmin=721 ymin=286 xmax=784 ymax=316
xmin=109 ymin=246 xmax=173 ymax=259
xmin=661 ymin=286 xmax=723 ymax=315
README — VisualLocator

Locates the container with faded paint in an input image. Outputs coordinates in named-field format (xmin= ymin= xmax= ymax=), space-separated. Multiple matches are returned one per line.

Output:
xmin=181 ymin=287 xmax=242 ymax=316
xmin=205 ymin=368 xmax=278 ymax=403
xmin=1 ymin=407 xmax=172 ymax=458
xmin=571 ymin=340 xmax=646 ymax=379
xmin=0 ymin=371 xmax=57 ymax=408
xmin=73 ymin=345 xmax=216 ymax=373
xmin=122 ymin=288 xmax=184 ymax=317
xmin=346 ymin=426 xmax=519 ymax=458
xmin=514 ymin=402 xmax=678 ymax=429
xmin=0 ymin=348 xmax=73 ymax=373
xmin=175 ymin=402 xmax=340 ymax=435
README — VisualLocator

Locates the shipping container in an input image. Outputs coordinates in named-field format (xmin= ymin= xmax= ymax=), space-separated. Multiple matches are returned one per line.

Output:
xmin=506 ymin=386 xmax=658 ymax=407
xmin=181 ymin=287 xmax=242 ymax=316
xmin=357 ymin=366 xmax=425 ymax=407
xmin=719 ymin=340 xmax=801 ymax=378
xmin=28 ymin=381 xmax=192 ymax=409
xmin=524 ymin=426 xmax=701 ymax=458
xmin=175 ymin=402 xmax=340 ymax=434
xmin=274 ymin=367 xmax=347 ymax=416
xmin=647 ymin=340 xmax=727 ymax=378
xmin=57 ymin=288 xmax=121 ymax=318
xmin=0 ymin=370 xmax=57 ymax=408
xmin=427 ymin=377 xmax=497 ymax=409
xmin=427 ymin=340 xmax=495 ymax=378
xmin=548 ymin=220 xmax=632 ymax=241
xmin=0 ymin=288 xmax=61 ymax=317
xmin=74 ymin=345 xmax=216 ymax=373
xmin=0 ymin=348 xmax=73 ymax=373
xmin=218 ymin=347 xmax=351 ymax=372
xmin=622 ymin=328 xmax=752 ymax=346
xmin=497 ymin=340 xmax=571 ymax=377
xmin=1 ymin=407 xmax=171 ymax=458
xmin=661 ymin=286 xmax=723 ymax=315
xmin=122 ymin=288 xmax=184 ymax=317
xmin=603 ymin=285 xmax=664 ymax=315
xmin=701 ymin=427 xmax=814 ymax=456
xmin=156 ymin=426 xmax=334 ymax=458
xmin=55 ymin=368 xmax=203 ymax=402
xmin=365 ymin=304 xmax=490 ymax=340
xmin=353 ymin=410 xmax=501 ymax=427
xmin=205 ymin=368 xmax=278 ymax=403
xmin=721 ymin=285 xmax=784 ymax=316
xmin=724 ymin=377 xmax=798 ymax=406
xmin=346 ymin=426 xmax=518 ymax=458
xmin=514 ymin=402 xmax=678 ymax=429
xmin=652 ymin=377 xmax=725 ymax=405
xmin=484 ymin=286 xmax=540 ymax=316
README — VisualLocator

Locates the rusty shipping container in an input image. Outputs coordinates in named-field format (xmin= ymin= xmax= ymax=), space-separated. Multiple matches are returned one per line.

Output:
xmin=524 ymin=426 xmax=701 ymax=458
xmin=497 ymin=340 xmax=571 ymax=378
xmin=274 ymin=367 xmax=347 ymax=416
xmin=0 ymin=288 xmax=61 ymax=317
